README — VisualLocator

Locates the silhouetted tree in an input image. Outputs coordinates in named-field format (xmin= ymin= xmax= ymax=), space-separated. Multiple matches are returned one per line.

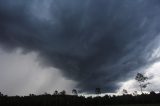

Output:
xmin=135 ymin=73 xmax=149 ymax=94
xmin=1 ymin=91 xmax=160 ymax=106
xmin=44 ymin=92 xmax=49 ymax=95
xmin=133 ymin=91 xmax=138 ymax=96
xmin=29 ymin=94 xmax=35 ymax=96
xmin=122 ymin=89 xmax=128 ymax=95
xmin=54 ymin=90 xmax=58 ymax=95
xmin=72 ymin=89 xmax=78 ymax=95
xmin=59 ymin=90 xmax=66 ymax=95
xmin=150 ymin=91 xmax=156 ymax=95
xmin=95 ymin=88 xmax=101 ymax=95
xmin=0 ymin=92 xmax=3 ymax=96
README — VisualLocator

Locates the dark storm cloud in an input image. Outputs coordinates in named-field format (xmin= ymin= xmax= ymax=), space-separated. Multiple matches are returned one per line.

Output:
xmin=0 ymin=0 xmax=160 ymax=92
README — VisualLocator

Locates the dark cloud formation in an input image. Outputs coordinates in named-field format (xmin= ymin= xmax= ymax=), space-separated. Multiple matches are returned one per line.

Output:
xmin=0 ymin=0 xmax=160 ymax=92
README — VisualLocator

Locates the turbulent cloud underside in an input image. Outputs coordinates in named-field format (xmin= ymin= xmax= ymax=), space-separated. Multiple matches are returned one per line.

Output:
xmin=0 ymin=0 xmax=160 ymax=93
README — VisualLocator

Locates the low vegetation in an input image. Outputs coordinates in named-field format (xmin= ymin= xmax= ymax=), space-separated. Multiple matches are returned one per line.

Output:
xmin=0 ymin=91 xmax=160 ymax=106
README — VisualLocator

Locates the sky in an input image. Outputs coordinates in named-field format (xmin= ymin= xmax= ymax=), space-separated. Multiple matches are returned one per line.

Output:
xmin=0 ymin=0 xmax=160 ymax=95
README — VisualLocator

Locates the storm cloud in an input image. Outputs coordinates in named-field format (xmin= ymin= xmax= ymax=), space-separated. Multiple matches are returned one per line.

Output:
xmin=0 ymin=0 xmax=160 ymax=92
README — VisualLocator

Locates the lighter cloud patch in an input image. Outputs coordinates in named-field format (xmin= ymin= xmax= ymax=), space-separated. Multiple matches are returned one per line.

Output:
xmin=0 ymin=48 xmax=76 ymax=96
xmin=29 ymin=0 xmax=53 ymax=21
xmin=117 ymin=61 xmax=160 ymax=94
xmin=144 ymin=61 xmax=160 ymax=91
xmin=117 ymin=80 xmax=138 ymax=94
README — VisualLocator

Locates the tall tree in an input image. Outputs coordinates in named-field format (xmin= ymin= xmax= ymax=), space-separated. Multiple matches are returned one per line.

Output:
xmin=135 ymin=73 xmax=149 ymax=94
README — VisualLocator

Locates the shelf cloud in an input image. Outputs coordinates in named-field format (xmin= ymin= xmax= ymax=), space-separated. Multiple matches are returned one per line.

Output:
xmin=0 ymin=0 xmax=160 ymax=92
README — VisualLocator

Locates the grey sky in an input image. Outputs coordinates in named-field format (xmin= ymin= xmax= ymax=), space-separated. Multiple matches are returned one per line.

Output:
xmin=0 ymin=48 xmax=75 ymax=95
xmin=0 ymin=0 xmax=160 ymax=95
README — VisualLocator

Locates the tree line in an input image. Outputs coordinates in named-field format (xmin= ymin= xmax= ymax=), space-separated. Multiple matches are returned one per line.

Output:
xmin=1 ymin=91 xmax=160 ymax=106
xmin=0 ymin=73 xmax=159 ymax=106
